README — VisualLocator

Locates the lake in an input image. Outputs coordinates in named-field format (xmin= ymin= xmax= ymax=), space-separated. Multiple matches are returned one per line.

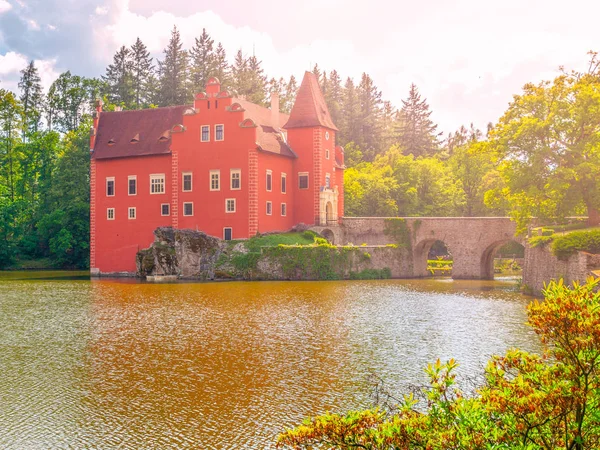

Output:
xmin=0 ymin=272 xmax=541 ymax=449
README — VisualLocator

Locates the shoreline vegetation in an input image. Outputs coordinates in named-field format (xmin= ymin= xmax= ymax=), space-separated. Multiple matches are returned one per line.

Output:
xmin=1 ymin=36 xmax=599 ymax=272
xmin=277 ymin=278 xmax=600 ymax=449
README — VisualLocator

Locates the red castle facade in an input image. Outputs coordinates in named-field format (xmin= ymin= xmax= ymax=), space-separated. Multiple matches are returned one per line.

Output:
xmin=90 ymin=72 xmax=345 ymax=275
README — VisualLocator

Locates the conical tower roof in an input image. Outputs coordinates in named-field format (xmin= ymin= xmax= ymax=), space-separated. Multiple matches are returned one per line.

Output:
xmin=283 ymin=71 xmax=338 ymax=131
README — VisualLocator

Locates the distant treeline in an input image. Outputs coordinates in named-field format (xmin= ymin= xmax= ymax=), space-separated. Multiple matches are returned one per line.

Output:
xmin=1 ymin=27 xmax=599 ymax=269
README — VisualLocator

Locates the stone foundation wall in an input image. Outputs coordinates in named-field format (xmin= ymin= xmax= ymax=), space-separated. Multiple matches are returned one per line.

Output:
xmin=523 ymin=245 xmax=600 ymax=295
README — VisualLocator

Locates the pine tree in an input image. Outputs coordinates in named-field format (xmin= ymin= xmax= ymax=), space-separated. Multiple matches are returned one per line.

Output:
xmin=157 ymin=26 xmax=189 ymax=106
xmin=396 ymin=84 xmax=440 ymax=157
xmin=281 ymin=75 xmax=298 ymax=114
xmin=357 ymin=72 xmax=383 ymax=160
xmin=103 ymin=46 xmax=133 ymax=107
xmin=212 ymin=42 xmax=230 ymax=89
xmin=18 ymin=60 xmax=44 ymax=137
xmin=246 ymin=55 xmax=267 ymax=105
xmin=312 ymin=64 xmax=322 ymax=85
xmin=324 ymin=70 xmax=343 ymax=132
xmin=339 ymin=77 xmax=360 ymax=146
xmin=381 ymin=101 xmax=396 ymax=152
xmin=130 ymin=38 xmax=154 ymax=109
xmin=231 ymin=49 xmax=249 ymax=97
xmin=189 ymin=28 xmax=215 ymax=94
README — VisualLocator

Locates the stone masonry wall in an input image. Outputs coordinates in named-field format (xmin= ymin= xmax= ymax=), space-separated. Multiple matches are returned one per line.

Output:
xmin=523 ymin=245 xmax=600 ymax=296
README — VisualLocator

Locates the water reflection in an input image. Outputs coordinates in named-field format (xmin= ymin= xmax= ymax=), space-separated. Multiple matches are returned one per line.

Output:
xmin=0 ymin=274 xmax=540 ymax=448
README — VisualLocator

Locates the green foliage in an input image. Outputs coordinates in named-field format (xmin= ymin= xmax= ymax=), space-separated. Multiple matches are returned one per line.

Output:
xmin=552 ymin=229 xmax=600 ymax=259
xmin=489 ymin=52 xmax=600 ymax=230
xmin=348 ymin=268 xmax=391 ymax=279
xmin=383 ymin=218 xmax=411 ymax=249
xmin=529 ymin=235 xmax=554 ymax=248
xmin=278 ymin=278 xmax=600 ymax=450
xmin=244 ymin=232 xmax=315 ymax=253
xmin=231 ymin=252 xmax=261 ymax=277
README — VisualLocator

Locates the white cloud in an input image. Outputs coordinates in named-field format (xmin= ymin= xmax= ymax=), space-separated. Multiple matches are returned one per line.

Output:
xmin=27 ymin=18 xmax=40 ymax=30
xmin=0 ymin=51 xmax=28 ymax=75
xmin=47 ymin=24 xmax=57 ymax=31
xmin=0 ymin=51 xmax=61 ymax=92
xmin=89 ymin=0 xmax=600 ymax=133
xmin=0 ymin=0 xmax=11 ymax=14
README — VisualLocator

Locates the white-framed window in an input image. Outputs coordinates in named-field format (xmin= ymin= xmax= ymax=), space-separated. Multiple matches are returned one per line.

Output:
xmin=230 ymin=169 xmax=241 ymax=190
xmin=223 ymin=227 xmax=232 ymax=241
xmin=266 ymin=169 xmax=272 ymax=192
xmin=281 ymin=203 xmax=287 ymax=216
xmin=161 ymin=204 xmax=170 ymax=216
xmin=299 ymin=172 xmax=309 ymax=190
xmin=210 ymin=170 xmax=220 ymax=191
xmin=201 ymin=125 xmax=210 ymax=142
xmin=183 ymin=202 xmax=194 ymax=216
xmin=266 ymin=201 xmax=272 ymax=215
xmin=150 ymin=174 xmax=165 ymax=194
xmin=281 ymin=173 xmax=287 ymax=194
xmin=215 ymin=124 xmax=224 ymax=141
xmin=128 ymin=176 xmax=137 ymax=195
xmin=107 ymin=208 xmax=115 ymax=220
xmin=325 ymin=148 xmax=330 ymax=159
xmin=325 ymin=173 xmax=331 ymax=189
xmin=106 ymin=177 xmax=115 ymax=196
xmin=182 ymin=172 xmax=192 ymax=192
xmin=128 ymin=207 xmax=136 ymax=219
xmin=225 ymin=198 xmax=236 ymax=213
xmin=325 ymin=131 xmax=330 ymax=141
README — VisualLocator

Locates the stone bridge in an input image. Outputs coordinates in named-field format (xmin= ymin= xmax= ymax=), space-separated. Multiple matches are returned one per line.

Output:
xmin=311 ymin=217 xmax=521 ymax=280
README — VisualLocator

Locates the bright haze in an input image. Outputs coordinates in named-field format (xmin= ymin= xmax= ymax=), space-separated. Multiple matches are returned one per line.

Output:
xmin=0 ymin=0 xmax=598 ymax=134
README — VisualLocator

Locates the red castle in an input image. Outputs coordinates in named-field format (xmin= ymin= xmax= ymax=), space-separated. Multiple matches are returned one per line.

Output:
xmin=90 ymin=72 xmax=344 ymax=275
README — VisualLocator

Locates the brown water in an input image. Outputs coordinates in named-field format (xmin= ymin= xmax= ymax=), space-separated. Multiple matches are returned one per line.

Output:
xmin=0 ymin=273 xmax=540 ymax=449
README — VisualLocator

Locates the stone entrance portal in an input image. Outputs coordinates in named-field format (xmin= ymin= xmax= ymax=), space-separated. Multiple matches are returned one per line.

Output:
xmin=319 ymin=187 xmax=338 ymax=226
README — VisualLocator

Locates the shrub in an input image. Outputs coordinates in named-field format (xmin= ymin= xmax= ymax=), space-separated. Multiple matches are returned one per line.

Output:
xmin=529 ymin=235 xmax=554 ymax=248
xmin=552 ymin=229 xmax=600 ymax=259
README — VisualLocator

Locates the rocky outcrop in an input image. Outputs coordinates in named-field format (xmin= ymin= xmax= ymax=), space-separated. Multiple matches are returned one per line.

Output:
xmin=137 ymin=227 xmax=408 ymax=281
xmin=137 ymin=227 xmax=225 ymax=280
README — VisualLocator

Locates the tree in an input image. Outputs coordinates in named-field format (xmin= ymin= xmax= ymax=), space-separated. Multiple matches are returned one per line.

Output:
xmin=18 ymin=60 xmax=44 ymax=137
xmin=357 ymin=73 xmax=383 ymax=160
xmin=0 ymin=89 xmax=23 ymax=201
xmin=490 ymin=52 xmax=600 ymax=229
xmin=339 ymin=77 xmax=360 ymax=147
xmin=103 ymin=45 xmax=133 ymax=107
xmin=157 ymin=26 xmax=189 ymax=106
xmin=212 ymin=42 xmax=230 ymax=89
xmin=281 ymin=75 xmax=298 ymax=114
xmin=46 ymin=71 xmax=101 ymax=132
xmin=130 ymin=37 xmax=154 ymax=109
xmin=396 ymin=83 xmax=441 ymax=157
xmin=231 ymin=49 xmax=249 ymax=98
xmin=343 ymin=163 xmax=398 ymax=217
xmin=277 ymin=278 xmax=600 ymax=450
xmin=189 ymin=28 xmax=215 ymax=94
xmin=324 ymin=70 xmax=343 ymax=132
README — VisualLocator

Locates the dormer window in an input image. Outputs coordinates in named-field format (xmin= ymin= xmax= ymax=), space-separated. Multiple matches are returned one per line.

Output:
xmin=158 ymin=130 xmax=170 ymax=142
xmin=130 ymin=133 xmax=140 ymax=144
xmin=108 ymin=138 xmax=116 ymax=146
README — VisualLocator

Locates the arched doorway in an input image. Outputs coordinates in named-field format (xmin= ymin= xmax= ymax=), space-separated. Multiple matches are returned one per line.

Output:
xmin=480 ymin=240 xmax=525 ymax=279
xmin=325 ymin=202 xmax=334 ymax=225
xmin=413 ymin=239 xmax=453 ymax=277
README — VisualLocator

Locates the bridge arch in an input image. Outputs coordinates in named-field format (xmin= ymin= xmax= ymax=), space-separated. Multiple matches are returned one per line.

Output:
xmin=320 ymin=228 xmax=336 ymax=244
xmin=480 ymin=239 xmax=525 ymax=279
xmin=413 ymin=238 xmax=453 ymax=277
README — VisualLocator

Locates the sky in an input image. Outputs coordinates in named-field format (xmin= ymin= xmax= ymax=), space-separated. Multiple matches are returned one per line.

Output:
xmin=0 ymin=0 xmax=599 ymax=134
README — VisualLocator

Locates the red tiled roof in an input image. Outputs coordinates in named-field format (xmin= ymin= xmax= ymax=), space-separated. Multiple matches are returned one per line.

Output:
xmin=93 ymin=105 xmax=188 ymax=159
xmin=233 ymin=98 xmax=296 ymax=158
xmin=283 ymin=71 xmax=338 ymax=131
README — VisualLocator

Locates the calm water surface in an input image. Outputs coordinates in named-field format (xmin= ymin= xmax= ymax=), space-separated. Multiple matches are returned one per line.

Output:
xmin=0 ymin=273 xmax=541 ymax=449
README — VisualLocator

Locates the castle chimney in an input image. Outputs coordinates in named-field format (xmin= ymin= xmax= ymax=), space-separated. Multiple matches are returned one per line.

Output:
xmin=271 ymin=92 xmax=279 ymax=130
xmin=90 ymin=98 xmax=103 ymax=152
